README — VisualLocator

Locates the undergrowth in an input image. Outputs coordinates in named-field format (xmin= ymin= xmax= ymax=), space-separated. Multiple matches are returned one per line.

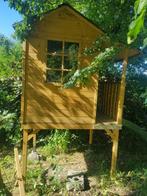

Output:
xmin=0 ymin=129 xmax=147 ymax=195
xmin=39 ymin=129 xmax=71 ymax=156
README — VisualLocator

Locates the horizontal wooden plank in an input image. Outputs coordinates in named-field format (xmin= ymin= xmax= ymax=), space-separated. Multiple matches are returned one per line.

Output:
xmin=21 ymin=122 xmax=94 ymax=130
xmin=94 ymin=123 xmax=122 ymax=130
xmin=27 ymin=95 xmax=94 ymax=105
xmin=27 ymin=106 xmax=94 ymax=118
xmin=21 ymin=122 xmax=121 ymax=130
xmin=25 ymin=115 xmax=95 ymax=124
xmin=27 ymin=84 xmax=97 ymax=97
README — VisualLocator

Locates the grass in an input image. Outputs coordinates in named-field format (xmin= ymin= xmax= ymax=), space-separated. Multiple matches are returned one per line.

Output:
xmin=38 ymin=129 xmax=71 ymax=156
xmin=0 ymin=128 xmax=147 ymax=195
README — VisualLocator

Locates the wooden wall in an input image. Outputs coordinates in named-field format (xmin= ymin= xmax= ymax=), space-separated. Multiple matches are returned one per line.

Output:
xmin=98 ymin=81 xmax=120 ymax=120
xmin=21 ymin=5 xmax=102 ymax=129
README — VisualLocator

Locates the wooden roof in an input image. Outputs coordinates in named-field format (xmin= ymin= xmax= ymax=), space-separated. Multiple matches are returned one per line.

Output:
xmin=18 ymin=3 xmax=140 ymax=59
xmin=39 ymin=3 xmax=140 ymax=59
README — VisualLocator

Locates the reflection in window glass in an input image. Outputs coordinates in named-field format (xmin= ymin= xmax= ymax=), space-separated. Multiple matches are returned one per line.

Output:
xmin=64 ymin=42 xmax=79 ymax=56
xmin=63 ymin=71 xmax=71 ymax=83
xmin=47 ymin=55 xmax=62 ymax=69
xmin=64 ymin=56 xmax=78 ymax=69
xmin=47 ymin=40 xmax=62 ymax=53
xmin=46 ymin=70 xmax=61 ymax=82
xmin=46 ymin=40 xmax=79 ymax=84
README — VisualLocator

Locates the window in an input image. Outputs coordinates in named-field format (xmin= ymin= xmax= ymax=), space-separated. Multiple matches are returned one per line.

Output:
xmin=46 ymin=40 xmax=79 ymax=83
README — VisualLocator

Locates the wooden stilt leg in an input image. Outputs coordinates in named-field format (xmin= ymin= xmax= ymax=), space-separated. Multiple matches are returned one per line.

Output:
xmin=89 ymin=129 xmax=93 ymax=145
xmin=33 ymin=133 xmax=36 ymax=151
xmin=22 ymin=129 xmax=28 ymax=178
xmin=110 ymin=129 xmax=119 ymax=176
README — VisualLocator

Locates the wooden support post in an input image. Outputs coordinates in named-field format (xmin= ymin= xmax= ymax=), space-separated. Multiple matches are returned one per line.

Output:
xmin=110 ymin=129 xmax=119 ymax=176
xmin=22 ymin=129 xmax=28 ymax=178
xmin=14 ymin=148 xmax=25 ymax=196
xmin=105 ymin=129 xmax=119 ymax=175
xmin=117 ymin=49 xmax=128 ymax=124
xmin=89 ymin=129 xmax=93 ymax=145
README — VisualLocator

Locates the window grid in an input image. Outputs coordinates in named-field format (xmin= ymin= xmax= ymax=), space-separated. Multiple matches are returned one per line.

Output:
xmin=46 ymin=40 xmax=79 ymax=84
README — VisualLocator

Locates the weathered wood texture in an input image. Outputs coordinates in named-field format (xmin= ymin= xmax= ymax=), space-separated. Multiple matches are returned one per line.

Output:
xmin=117 ymin=52 xmax=128 ymax=124
xmin=22 ymin=129 xmax=28 ymax=178
xmin=21 ymin=6 xmax=100 ymax=129
xmin=14 ymin=147 xmax=25 ymax=196
xmin=21 ymin=5 xmax=139 ymax=130
xmin=98 ymin=81 xmax=120 ymax=120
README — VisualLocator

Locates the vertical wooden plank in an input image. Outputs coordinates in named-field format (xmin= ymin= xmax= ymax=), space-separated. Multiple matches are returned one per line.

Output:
xmin=93 ymin=76 xmax=99 ymax=122
xmin=89 ymin=129 xmax=93 ymax=145
xmin=113 ymin=83 xmax=118 ymax=120
xmin=22 ymin=129 xmax=28 ymax=178
xmin=23 ymin=41 xmax=29 ymax=124
xmin=110 ymin=129 xmax=119 ymax=176
xmin=104 ymin=82 xmax=108 ymax=115
xmin=106 ymin=82 xmax=110 ymax=116
xmin=115 ymin=84 xmax=120 ymax=120
xmin=110 ymin=83 xmax=115 ymax=118
xmin=99 ymin=82 xmax=104 ymax=113
xmin=100 ymin=82 xmax=104 ymax=112
xmin=61 ymin=41 xmax=64 ymax=84
xmin=14 ymin=148 xmax=25 ymax=196
xmin=107 ymin=83 xmax=111 ymax=116
xmin=117 ymin=50 xmax=128 ymax=124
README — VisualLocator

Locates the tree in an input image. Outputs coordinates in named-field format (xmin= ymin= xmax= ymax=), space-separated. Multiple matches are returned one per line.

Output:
xmin=4 ymin=0 xmax=138 ymax=43
xmin=128 ymin=0 xmax=147 ymax=46
xmin=3 ymin=0 xmax=147 ymax=135
xmin=0 ymin=34 xmax=22 ymax=144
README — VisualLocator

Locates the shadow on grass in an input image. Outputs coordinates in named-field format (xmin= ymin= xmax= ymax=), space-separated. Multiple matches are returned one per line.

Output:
xmin=79 ymin=128 xmax=147 ymax=194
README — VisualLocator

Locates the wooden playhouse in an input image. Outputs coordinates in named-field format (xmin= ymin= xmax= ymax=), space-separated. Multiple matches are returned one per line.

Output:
xmin=21 ymin=3 xmax=139 ymax=177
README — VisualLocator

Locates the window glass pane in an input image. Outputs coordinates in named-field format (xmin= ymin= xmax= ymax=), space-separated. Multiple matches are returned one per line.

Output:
xmin=46 ymin=70 xmax=61 ymax=82
xmin=64 ymin=56 xmax=78 ymax=69
xmin=47 ymin=40 xmax=62 ymax=54
xmin=47 ymin=55 xmax=62 ymax=69
xmin=64 ymin=42 xmax=79 ymax=56
xmin=63 ymin=71 xmax=70 ymax=83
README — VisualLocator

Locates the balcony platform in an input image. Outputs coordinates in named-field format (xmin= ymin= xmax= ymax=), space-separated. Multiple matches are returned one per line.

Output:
xmin=94 ymin=113 xmax=121 ymax=130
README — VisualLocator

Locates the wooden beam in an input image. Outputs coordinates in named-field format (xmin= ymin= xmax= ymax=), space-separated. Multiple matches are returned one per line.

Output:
xmin=117 ymin=49 xmax=128 ymax=124
xmin=23 ymin=40 xmax=29 ymax=124
xmin=110 ymin=129 xmax=119 ymax=175
xmin=28 ymin=129 xmax=40 ymax=141
xmin=14 ymin=147 xmax=25 ymax=196
xmin=22 ymin=129 xmax=28 ymax=178
xmin=105 ymin=129 xmax=120 ymax=175
xmin=89 ymin=129 xmax=93 ymax=144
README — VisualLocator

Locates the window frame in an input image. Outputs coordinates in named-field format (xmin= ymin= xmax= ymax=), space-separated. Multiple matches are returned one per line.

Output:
xmin=45 ymin=39 xmax=80 ymax=85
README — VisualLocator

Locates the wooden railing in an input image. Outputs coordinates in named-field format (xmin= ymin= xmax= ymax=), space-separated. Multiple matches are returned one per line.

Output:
xmin=98 ymin=81 xmax=120 ymax=120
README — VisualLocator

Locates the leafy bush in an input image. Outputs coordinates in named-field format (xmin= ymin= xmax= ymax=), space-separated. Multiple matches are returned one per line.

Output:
xmin=0 ymin=35 xmax=22 ymax=144
xmin=42 ymin=130 xmax=71 ymax=156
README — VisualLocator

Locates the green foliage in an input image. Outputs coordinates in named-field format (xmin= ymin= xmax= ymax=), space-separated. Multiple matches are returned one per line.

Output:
xmin=0 ymin=154 xmax=14 ymax=194
xmin=128 ymin=0 xmax=147 ymax=46
xmin=124 ymin=73 xmax=147 ymax=129
xmin=123 ymin=119 xmax=147 ymax=142
xmin=4 ymin=0 xmax=140 ymax=44
xmin=0 ymin=35 xmax=22 ymax=144
xmin=26 ymin=167 xmax=44 ymax=193
xmin=42 ymin=130 xmax=71 ymax=156
xmin=64 ymin=35 xmax=120 ymax=88
xmin=64 ymin=46 xmax=118 ymax=88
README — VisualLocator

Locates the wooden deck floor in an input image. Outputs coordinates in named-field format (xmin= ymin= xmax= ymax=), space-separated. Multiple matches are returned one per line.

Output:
xmin=94 ymin=113 xmax=122 ymax=130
